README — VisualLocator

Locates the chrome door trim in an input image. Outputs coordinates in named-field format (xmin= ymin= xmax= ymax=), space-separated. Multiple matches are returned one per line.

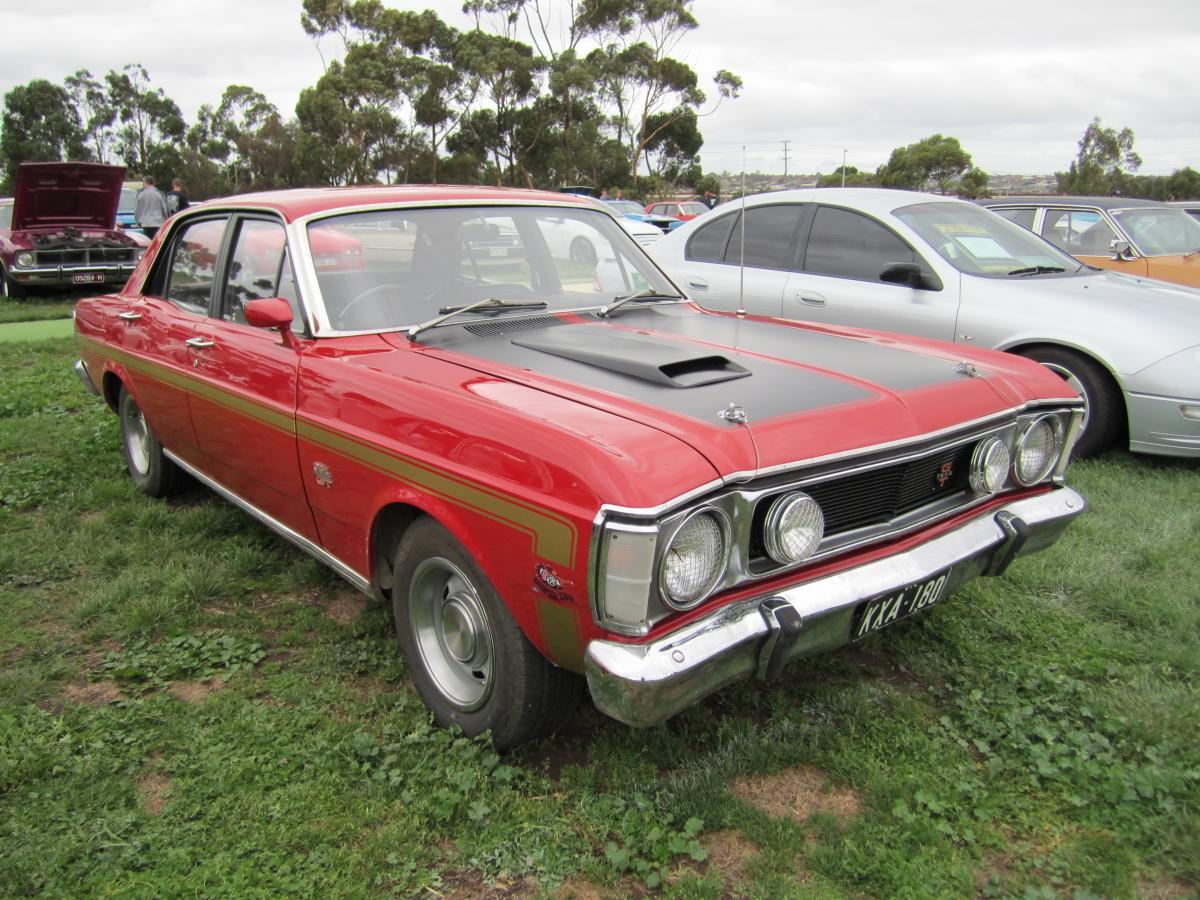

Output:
xmin=163 ymin=449 xmax=371 ymax=594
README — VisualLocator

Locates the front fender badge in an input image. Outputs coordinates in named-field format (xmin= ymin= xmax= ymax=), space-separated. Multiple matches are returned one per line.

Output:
xmin=313 ymin=462 xmax=334 ymax=488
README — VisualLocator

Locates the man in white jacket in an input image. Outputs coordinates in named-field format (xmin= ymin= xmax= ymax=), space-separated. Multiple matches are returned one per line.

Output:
xmin=134 ymin=175 xmax=169 ymax=239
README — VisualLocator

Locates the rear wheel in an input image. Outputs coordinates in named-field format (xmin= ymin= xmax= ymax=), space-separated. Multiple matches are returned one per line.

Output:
xmin=1018 ymin=347 xmax=1120 ymax=458
xmin=392 ymin=518 xmax=581 ymax=749
xmin=118 ymin=386 xmax=183 ymax=496
xmin=569 ymin=236 xmax=597 ymax=266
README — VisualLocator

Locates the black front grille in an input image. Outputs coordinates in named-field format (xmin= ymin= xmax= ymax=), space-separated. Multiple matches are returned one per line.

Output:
xmin=750 ymin=441 xmax=976 ymax=562
xmin=34 ymin=247 xmax=135 ymax=268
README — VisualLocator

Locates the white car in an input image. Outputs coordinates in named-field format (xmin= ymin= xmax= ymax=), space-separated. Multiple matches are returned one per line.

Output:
xmin=649 ymin=188 xmax=1200 ymax=459
xmin=539 ymin=206 xmax=662 ymax=266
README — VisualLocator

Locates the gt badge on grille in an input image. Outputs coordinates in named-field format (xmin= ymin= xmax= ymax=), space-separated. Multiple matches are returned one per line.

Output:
xmin=934 ymin=460 xmax=954 ymax=488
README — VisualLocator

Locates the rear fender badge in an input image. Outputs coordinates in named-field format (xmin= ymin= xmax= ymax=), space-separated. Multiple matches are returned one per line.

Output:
xmin=312 ymin=462 xmax=334 ymax=488
xmin=718 ymin=403 xmax=748 ymax=424
xmin=955 ymin=362 xmax=982 ymax=378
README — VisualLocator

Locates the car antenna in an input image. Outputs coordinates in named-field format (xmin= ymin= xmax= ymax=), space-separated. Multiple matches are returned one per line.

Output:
xmin=737 ymin=145 xmax=747 ymax=319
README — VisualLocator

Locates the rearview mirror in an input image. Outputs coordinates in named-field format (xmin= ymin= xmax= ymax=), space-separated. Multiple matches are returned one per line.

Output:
xmin=879 ymin=261 xmax=936 ymax=290
xmin=1110 ymin=239 xmax=1134 ymax=260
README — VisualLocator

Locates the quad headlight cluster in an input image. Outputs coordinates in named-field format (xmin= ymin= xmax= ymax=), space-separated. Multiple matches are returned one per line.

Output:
xmin=595 ymin=409 xmax=1076 ymax=635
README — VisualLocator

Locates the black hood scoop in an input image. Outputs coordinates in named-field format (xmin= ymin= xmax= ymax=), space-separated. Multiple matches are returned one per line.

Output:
xmin=512 ymin=328 xmax=751 ymax=388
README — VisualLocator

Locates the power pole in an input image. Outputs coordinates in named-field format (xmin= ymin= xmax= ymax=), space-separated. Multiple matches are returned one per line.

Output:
xmin=782 ymin=140 xmax=791 ymax=179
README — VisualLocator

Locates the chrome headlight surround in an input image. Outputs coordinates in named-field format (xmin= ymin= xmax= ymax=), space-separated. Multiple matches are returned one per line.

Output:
xmin=14 ymin=251 xmax=34 ymax=268
xmin=658 ymin=507 xmax=731 ymax=610
xmin=763 ymin=491 xmax=825 ymax=565
xmin=969 ymin=436 xmax=1010 ymax=496
xmin=1013 ymin=414 xmax=1064 ymax=486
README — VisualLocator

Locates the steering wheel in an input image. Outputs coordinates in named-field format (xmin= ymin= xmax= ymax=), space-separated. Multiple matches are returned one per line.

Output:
xmin=336 ymin=283 xmax=426 ymax=330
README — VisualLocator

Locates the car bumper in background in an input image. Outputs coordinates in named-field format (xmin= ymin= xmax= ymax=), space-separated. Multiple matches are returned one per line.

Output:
xmin=585 ymin=487 xmax=1085 ymax=727
xmin=7 ymin=263 xmax=136 ymax=288
xmin=1127 ymin=391 xmax=1200 ymax=457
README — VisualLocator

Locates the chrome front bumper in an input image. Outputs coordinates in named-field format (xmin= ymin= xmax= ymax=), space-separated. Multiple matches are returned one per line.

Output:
xmin=584 ymin=487 xmax=1085 ymax=727
xmin=8 ymin=263 xmax=136 ymax=287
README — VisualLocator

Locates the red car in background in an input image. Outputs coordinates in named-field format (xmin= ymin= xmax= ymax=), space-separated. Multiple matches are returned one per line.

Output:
xmin=646 ymin=200 xmax=710 ymax=221
xmin=1 ymin=162 xmax=150 ymax=298
xmin=73 ymin=185 xmax=1085 ymax=747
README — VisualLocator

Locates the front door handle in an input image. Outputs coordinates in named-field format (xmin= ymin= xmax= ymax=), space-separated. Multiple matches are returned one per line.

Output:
xmin=795 ymin=291 xmax=826 ymax=306
xmin=185 ymin=337 xmax=215 ymax=349
xmin=686 ymin=279 xmax=709 ymax=291
xmin=117 ymin=310 xmax=142 ymax=321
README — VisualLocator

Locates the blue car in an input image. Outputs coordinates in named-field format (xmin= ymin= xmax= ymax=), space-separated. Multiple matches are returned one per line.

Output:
xmin=603 ymin=199 xmax=683 ymax=233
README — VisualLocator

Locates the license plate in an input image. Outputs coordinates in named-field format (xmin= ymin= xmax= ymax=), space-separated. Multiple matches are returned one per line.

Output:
xmin=72 ymin=272 xmax=105 ymax=284
xmin=850 ymin=570 xmax=951 ymax=640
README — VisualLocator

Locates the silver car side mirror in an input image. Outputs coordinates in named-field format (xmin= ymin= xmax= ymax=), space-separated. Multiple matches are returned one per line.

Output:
xmin=1110 ymin=239 xmax=1134 ymax=261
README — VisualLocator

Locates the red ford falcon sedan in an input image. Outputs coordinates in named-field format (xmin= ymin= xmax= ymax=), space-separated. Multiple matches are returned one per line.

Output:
xmin=73 ymin=186 xmax=1086 ymax=747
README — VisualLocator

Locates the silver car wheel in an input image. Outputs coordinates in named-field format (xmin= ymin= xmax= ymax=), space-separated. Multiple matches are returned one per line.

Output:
xmin=121 ymin=396 xmax=152 ymax=477
xmin=569 ymin=236 xmax=597 ymax=266
xmin=1041 ymin=362 xmax=1090 ymax=436
xmin=408 ymin=557 xmax=495 ymax=711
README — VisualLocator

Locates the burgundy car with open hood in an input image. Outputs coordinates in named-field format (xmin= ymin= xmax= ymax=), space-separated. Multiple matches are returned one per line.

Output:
xmin=73 ymin=185 xmax=1086 ymax=747
xmin=1 ymin=162 xmax=150 ymax=298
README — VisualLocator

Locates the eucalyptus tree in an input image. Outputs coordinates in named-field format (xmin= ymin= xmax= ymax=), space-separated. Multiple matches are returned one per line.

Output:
xmin=0 ymin=79 xmax=87 ymax=191
xmin=64 ymin=70 xmax=116 ymax=164
xmin=105 ymin=64 xmax=186 ymax=182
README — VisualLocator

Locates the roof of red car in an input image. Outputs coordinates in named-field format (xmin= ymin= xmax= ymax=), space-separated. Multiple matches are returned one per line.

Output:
xmin=206 ymin=184 xmax=594 ymax=223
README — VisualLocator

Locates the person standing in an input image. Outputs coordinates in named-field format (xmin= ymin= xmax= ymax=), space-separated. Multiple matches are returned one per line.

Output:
xmin=134 ymin=175 xmax=169 ymax=240
xmin=165 ymin=178 xmax=190 ymax=216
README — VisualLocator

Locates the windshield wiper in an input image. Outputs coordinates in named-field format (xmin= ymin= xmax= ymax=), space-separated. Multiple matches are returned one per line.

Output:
xmin=1183 ymin=247 xmax=1200 ymax=259
xmin=597 ymin=289 xmax=683 ymax=318
xmin=407 ymin=297 xmax=548 ymax=341
xmin=1008 ymin=265 xmax=1067 ymax=277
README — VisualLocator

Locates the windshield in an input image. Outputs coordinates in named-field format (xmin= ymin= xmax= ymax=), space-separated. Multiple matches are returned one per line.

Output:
xmin=306 ymin=205 xmax=678 ymax=333
xmin=118 ymin=187 xmax=136 ymax=213
xmin=606 ymin=201 xmax=647 ymax=216
xmin=679 ymin=202 xmax=708 ymax=216
xmin=895 ymin=201 xmax=1084 ymax=277
xmin=0 ymin=201 xmax=11 ymax=231
xmin=1111 ymin=208 xmax=1200 ymax=256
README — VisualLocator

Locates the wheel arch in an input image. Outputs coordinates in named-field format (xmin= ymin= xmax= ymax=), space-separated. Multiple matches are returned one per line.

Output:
xmin=1003 ymin=339 xmax=1130 ymax=445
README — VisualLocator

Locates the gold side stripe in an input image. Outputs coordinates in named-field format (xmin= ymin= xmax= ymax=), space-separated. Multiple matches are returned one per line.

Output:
xmin=80 ymin=334 xmax=579 ymax=567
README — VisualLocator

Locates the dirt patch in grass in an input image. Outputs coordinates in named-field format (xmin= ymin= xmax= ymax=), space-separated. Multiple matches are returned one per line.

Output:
xmin=324 ymin=590 xmax=367 ymax=626
xmin=137 ymin=770 xmax=171 ymax=816
xmin=440 ymin=868 xmax=538 ymax=898
xmin=731 ymin=765 xmax=861 ymax=826
xmin=695 ymin=829 xmax=761 ymax=888
xmin=1136 ymin=875 xmax=1197 ymax=899
xmin=557 ymin=879 xmax=611 ymax=899
xmin=58 ymin=679 xmax=123 ymax=707
xmin=170 ymin=677 xmax=225 ymax=703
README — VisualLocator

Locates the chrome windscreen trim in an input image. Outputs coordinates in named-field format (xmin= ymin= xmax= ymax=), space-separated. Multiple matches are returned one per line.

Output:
xmin=163 ymin=449 xmax=371 ymax=594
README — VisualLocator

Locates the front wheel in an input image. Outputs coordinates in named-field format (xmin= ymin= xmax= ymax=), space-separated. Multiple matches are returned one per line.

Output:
xmin=1 ymin=267 xmax=28 ymax=299
xmin=568 ymin=236 xmax=597 ymax=267
xmin=392 ymin=518 xmax=581 ymax=749
xmin=1018 ymin=347 xmax=1120 ymax=458
xmin=118 ymin=386 xmax=183 ymax=496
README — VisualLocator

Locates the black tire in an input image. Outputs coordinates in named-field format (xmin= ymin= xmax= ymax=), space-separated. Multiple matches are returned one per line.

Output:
xmin=118 ymin=386 xmax=183 ymax=497
xmin=568 ymin=236 xmax=597 ymax=267
xmin=391 ymin=518 xmax=581 ymax=749
xmin=1 ymin=266 xmax=28 ymax=299
xmin=1018 ymin=346 xmax=1120 ymax=458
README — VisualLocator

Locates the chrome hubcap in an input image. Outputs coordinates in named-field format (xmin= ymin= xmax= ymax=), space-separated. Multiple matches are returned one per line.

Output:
xmin=122 ymin=401 xmax=151 ymax=475
xmin=409 ymin=557 xmax=494 ymax=711
xmin=1041 ymin=362 xmax=1089 ymax=435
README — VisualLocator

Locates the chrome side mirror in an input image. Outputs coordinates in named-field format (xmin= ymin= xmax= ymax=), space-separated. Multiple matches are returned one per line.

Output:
xmin=1110 ymin=239 xmax=1134 ymax=261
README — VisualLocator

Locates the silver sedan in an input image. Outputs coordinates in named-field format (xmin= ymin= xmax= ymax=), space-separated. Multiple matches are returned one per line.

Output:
xmin=649 ymin=188 xmax=1200 ymax=458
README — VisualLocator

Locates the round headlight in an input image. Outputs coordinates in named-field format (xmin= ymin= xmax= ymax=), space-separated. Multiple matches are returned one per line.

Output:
xmin=763 ymin=492 xmax=825 ymax=564
xmin=15 ymin=252 xmax=34 ymax=268
xmin=660 ymin=509 xmax=728 ymax=608
xmin=1014 ymin=415 xmax=1063 ymax=486
xmin=969 ymin=437 xmax=1010 ymax=496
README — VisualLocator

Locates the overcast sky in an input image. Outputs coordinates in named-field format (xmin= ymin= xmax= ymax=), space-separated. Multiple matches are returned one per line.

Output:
xmin=2 ymin=0 xmax=1196 ymax=177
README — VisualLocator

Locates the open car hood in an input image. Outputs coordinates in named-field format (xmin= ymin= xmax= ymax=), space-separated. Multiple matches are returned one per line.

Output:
xmin=11 ymin=162 xmax=127 ymax=231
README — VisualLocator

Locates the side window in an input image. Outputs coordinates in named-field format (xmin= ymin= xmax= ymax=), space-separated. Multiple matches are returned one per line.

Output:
xmin=686 ymin=212 xmax=737 ymax=262
xmin=1041 ymin=209 xmax=1116 ymax=255
xmin=222 ymin=219 xmax=289 ymax=325
xmin=725 ymin=204 xmax=805 ymax=269
xmin=804 ymin=206 xmax=917 ymax=282
xmin=165 ymin=217 xmax=229 ymax=314
xmin=0 ymin=202 xmax=11 ymax=230
xmin=992 ymin=207 xmax=1036 ymax=231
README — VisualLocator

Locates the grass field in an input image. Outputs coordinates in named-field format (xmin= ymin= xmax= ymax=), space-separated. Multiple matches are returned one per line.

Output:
xmin=0 ymin=294 xmax=79 ymax=325
xmin=1 ymin=337 xmax=1197 ymax=898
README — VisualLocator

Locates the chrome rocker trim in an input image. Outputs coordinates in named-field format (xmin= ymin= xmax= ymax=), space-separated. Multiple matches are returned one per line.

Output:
xmin=163 ymin=449 xmax=372 ymax=593
xmin=584 ymin=486 xmax=1085 ymax=727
